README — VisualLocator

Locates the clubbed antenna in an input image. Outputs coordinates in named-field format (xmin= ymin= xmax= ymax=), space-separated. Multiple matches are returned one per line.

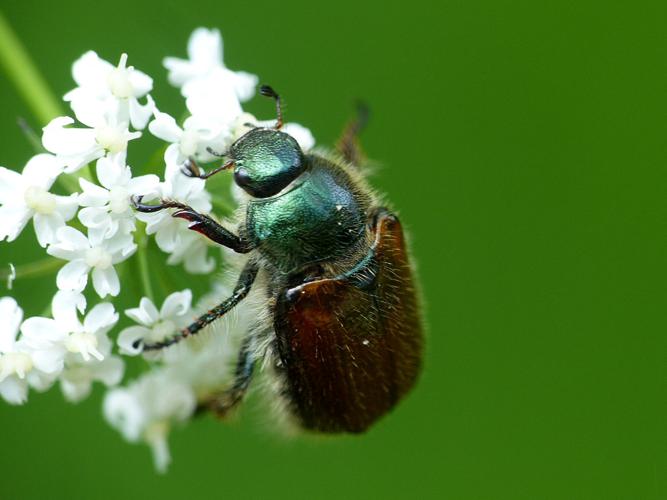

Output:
xmin=259 ymin=84 xmax=283 ymax=130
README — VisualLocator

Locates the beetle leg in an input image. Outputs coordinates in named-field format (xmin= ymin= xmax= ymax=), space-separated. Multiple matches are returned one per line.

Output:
xmin=182 ymin=156 xmax=235 ymax=180
xmin=336 ymin=101 xmax=370 ymax=165
xmin=141 ymin=260 xmax=259 ymax=351
xmin=131 ymin=196 xmax=253 ymax=253
xmin=198 ymin=334 xmax=256 ymax=417
xmin=181 ymin=158 xmax=202 ymax=178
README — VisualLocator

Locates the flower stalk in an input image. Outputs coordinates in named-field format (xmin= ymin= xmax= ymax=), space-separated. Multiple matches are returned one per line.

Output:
xmin=0 ymin=10 xmax=62 ymax=124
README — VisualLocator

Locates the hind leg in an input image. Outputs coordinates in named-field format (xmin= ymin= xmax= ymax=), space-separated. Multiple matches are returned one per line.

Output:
xmin=336 ymin=102 xmax=370 ymax=165
xmin=200 ymin=334 xmax=256 ymax=417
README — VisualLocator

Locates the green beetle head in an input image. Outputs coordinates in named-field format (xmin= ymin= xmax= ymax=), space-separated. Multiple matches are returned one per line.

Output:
xmin=228 ymin=127 xmax=306 ymax=198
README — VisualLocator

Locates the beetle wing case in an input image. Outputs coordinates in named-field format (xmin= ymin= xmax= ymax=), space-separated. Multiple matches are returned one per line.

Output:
xmin=274 ymin=212 xmax=423 ymax=433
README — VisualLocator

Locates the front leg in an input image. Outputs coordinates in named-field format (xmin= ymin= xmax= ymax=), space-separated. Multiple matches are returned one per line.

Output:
xmin=132 ymin=196 xmax=253 ymax=253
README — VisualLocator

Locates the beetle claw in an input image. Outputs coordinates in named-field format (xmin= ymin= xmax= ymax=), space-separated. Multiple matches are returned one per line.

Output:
xmin=182 ymin=158 xmax=201 ymax=178
xmin=172 ymin=209 xmax=196 ymax=222
xmin=132 ymin=195 xmax=164 ymax=213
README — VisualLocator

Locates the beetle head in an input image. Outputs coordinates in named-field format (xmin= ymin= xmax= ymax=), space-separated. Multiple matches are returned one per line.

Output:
xmin=228 ymin=127 xmax=305 ymax=198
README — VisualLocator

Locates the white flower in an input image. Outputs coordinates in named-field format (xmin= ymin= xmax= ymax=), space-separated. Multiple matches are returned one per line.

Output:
xmin=42 ymin=115 xmax=141 ymax=174
xmin=64 ymin=51 xmax=154 ymax=130
xmin=0 ymin=297 xmax=55 ymax=404
xmin=182 ymin=74 xmax=244 ymax=128
xmin=0 ymin=154 xmax=78 ymax=247
xmin=117 ymin=289 xmax=193 ymax=355
xmin=103 ymin=370 xmax=196 ymax=473
xmin=135 ymin=159 xmax=214 ymax=271
xmin=149 ymin=107 xmax=230 ymax=166
xmin=59 ymin=340 xmax=124 ymax=403
xmin=164 ymin=230 xmax=215 ymax=274
xmin=21 ymin=291 xmax=119 ymax=378
xmin=78 ymin=156 xmax=159 ymax=239
xmin=163 ymin=28 xmax=257 ymax=102
xmin=47 ymin=226 xmax=136 ymax=298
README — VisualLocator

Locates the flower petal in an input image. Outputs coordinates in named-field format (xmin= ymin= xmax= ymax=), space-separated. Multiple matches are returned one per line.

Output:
xmin=95 ymin=356 xmax=124 ymax=386
xmin=54 ymin=193 xmax=79 ymax=221
xmin=59 ymin=375 xmax=93 ymax=403
xmin=20 ymin=317 xmax=64 ymax=344
xmin=78 ymin=206 xmax=110 ymax=231
xmin=30 ymin=347 xmax=65 ymax=375
xmin=231 ymin=70 xmax=258 ymax=102
xmin=51 ymin=290 xmax=86 ymax=330
xmin=50 ymin=226 xmax=91 ymax=255
xmin=42 ymin=116 xmax=97 ymax=157
xmin=125 ymin=297 xmax=159 ymax=326
xmin=129 ymin=96 xmax=154 ymax=130
xmin=0 ymin=167 xmax=23 ymax=204
xmin=0 ymin=376 xmax=28 ymax=405
xmin=0 ymin=205 xmax=31 ymax=242
xmin=127 ymin=173 xmax=160 ymax=197
xmin=33 ymin=212 xmax=65 ymax=247
xmin=281 ymin=122 xmax=315 ymax=151
xmin=188 ymin=27 xmax=222 ymax=65
xmin=128 ymin=70 xmax=153 ymax=98
xmin=103 ymin=388 xmax=144 ymax=441
xmin=21 ymin=154 xmax=64 ymax=190
xmin=91 ymin=266 xmax=120 ymax=298
xmin=70 ymin=51 xmax=113 ymax=91
xmin=96 ymin=156 xmax=128 ymax=190
xmin=0 ymin=297 xmax=22 ymax=353
xmin=160 ymin=289 xmax=192 ymax=320
xmin=148 ymin=110 xmax=182 ymax=143
xmin=117 ymin=325 xmax=150 ymax=355
xmin=56 ymin=260 xmax=90 ymax=292
xmin=83 ymin=302 xmax=118 ymax=334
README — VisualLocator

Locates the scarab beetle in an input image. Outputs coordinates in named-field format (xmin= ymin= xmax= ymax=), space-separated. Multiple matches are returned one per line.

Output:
xmin=133 ymin=86 xmax=423 ymax=433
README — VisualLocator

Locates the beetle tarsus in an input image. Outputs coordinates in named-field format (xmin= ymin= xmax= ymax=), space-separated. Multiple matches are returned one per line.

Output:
xmin=198 ymin=335 xmax=256 ymax=416
xmin=336 ymin=101 xmax=370 ymax=165
xmin=181 ymin=158 xmax=202 ymax=178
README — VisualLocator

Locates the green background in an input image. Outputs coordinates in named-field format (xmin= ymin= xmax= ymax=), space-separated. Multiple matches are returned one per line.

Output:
xmin=0 ymin=1 xmax=665 ymax=498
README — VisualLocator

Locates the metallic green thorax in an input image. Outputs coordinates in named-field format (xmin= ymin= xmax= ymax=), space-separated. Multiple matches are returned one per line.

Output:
xmin=246 ymin=156 xmax=368 ymax=273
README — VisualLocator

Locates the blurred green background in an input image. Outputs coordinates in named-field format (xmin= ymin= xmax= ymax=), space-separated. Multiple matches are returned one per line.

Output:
xmin=0 ymin=1 xmax=665 ymax=498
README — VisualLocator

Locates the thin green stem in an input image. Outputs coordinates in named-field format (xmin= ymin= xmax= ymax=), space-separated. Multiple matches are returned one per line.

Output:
xmin=17 ymin=117 xmax=46 ymax=153
xmin=135 ymin=223 xmax=155 ymax=302
xmin=0 ymin=11 xmax=62 ymax=124
xmin=0 ymin=257 xmax=62 ymax=281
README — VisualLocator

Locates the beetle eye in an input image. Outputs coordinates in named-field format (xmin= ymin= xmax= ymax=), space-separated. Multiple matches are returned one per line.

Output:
xmin=234 ymin=167 xmax=252 ymax=191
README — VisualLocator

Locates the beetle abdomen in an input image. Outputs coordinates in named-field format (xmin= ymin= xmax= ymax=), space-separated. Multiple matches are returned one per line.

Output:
xmin=274 ymin=210 xmax=422 ymax=433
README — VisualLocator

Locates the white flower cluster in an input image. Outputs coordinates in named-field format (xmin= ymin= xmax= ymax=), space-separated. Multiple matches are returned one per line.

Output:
xmin=0 ymin=28 xmax=314 ymax=472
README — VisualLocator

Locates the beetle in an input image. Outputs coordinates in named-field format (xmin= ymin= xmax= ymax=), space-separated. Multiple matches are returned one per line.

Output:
xmin=133 ymin=86 xmax=423 ymax=433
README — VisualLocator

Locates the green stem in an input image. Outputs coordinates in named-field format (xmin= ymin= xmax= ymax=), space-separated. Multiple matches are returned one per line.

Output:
xmin=0 ymin=258 xmax=62 ymax=281
xmin=135 ymin=223 xmax=155 ymax=302
xmin=0 ymin=11 xmax=62 ymax=124
xmin=0 ymin=10 xmax=91 ymax=191
xmin=17 ymin=117 xmax=46 ymax=153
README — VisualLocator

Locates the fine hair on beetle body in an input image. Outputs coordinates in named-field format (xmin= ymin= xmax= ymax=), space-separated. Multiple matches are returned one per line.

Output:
xmin=133 ymin=85 xmax=423 ymax=434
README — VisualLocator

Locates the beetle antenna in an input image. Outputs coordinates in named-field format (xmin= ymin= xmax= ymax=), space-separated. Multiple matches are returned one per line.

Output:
xmin=259 ymin=84 xmax=283 ymax=130
xmin=206 ymin=147 xmax=227 ymax=158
